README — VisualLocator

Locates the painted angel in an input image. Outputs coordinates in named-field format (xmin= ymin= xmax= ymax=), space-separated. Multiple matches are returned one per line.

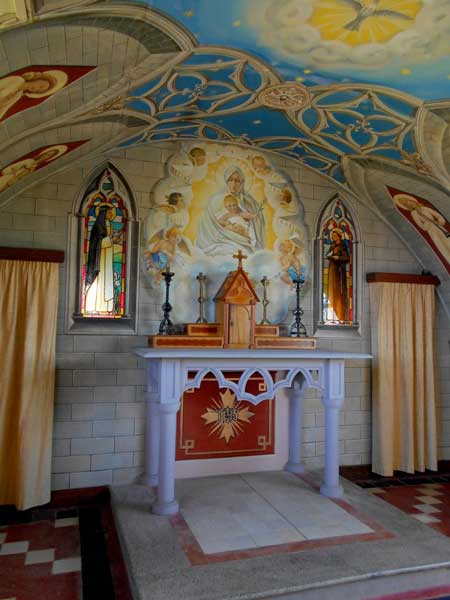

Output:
xmin=144 ymin=227 xmax=192 ymax=283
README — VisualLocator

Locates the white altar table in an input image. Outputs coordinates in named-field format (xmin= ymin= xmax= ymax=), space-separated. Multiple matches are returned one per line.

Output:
xmin=133 ymin=348 xmax=371 ymax=515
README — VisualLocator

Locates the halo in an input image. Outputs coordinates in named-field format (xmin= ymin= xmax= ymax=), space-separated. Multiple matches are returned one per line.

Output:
xmin=36 ymin=144 xmax=68 ymax=163
xmin=215 ymin=158 xmax=255 ymax=191
xmin=331 ymin=227 xmax=345 ymax=238
xmin=95 ymin=203 xmax=117 ymax=220
xmin=393 ymin=193 xmax=419 ymax=211
xmin=25 ymin=70 xmax=69 ymax=98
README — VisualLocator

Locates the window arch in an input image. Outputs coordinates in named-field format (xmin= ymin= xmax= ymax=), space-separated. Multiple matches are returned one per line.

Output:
xmin=314 ymin=195 xmax=360 ymax=331
xmin=66 ymin=163 xmax=139 ymax=333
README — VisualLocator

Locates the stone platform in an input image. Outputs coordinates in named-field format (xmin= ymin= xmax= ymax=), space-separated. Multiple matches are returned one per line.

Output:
xmin=111 ymin=471 xmax=450 ymax=600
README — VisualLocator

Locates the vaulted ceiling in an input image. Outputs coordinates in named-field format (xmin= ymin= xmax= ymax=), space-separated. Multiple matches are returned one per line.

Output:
xmin=1 ymin=0 xmax=450 ymax=292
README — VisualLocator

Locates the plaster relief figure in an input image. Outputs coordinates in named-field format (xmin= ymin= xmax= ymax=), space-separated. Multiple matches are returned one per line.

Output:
xmin=197 ymin=166 xmax=266 ymax=257
xmin=145 ymin=143 xmax=310 ymax=324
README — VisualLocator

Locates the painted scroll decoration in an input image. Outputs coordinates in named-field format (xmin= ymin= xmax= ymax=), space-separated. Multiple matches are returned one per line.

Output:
xmin=144 ymin=142 xmax=310 ymax=324
xmin=387 ymin=186 xmax=450 ymax=274
xmin=0 ymin=65 xmax=95 ymax=122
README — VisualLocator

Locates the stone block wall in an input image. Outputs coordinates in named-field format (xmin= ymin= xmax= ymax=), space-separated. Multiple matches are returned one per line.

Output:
xmin=1 ymin=140 xmax=446 ymax=489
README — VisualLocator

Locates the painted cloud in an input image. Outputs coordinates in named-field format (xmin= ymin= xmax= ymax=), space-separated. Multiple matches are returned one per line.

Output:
xmin=249 ymin=0 xmax=450 ymax=69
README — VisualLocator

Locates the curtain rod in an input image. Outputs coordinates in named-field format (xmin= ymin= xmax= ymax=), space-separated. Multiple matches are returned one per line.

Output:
xmin=0 ymin=247 xmax=65 ymax=263
xmin=366 ymin=272 xmax=440 ymax=285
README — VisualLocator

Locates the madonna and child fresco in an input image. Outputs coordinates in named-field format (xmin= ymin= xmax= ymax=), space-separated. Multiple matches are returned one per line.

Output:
xmin=144 ymin=143 xmax=310 ymax=324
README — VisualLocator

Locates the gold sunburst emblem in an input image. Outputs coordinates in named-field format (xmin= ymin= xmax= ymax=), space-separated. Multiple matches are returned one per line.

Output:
xmin=201 ymin=389 xmax=254 ymax=443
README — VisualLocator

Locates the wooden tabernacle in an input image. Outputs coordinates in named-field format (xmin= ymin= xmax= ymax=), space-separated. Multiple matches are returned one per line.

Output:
xmin=149 ymin=251 xmax=316 ymax=349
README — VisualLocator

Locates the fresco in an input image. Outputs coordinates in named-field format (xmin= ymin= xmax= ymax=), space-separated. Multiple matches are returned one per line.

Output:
xmin=143 ymin=0 xmax=450 ymax=100
xmin=0 ymin=140 xmax=89 ymax=194
xmin=0 ymin=65 xmax=95 ymax=122
xmin=387 ymin=186 xmax=450 ymax=274
xmin=144 ymin=142 xmax=310 ymax=324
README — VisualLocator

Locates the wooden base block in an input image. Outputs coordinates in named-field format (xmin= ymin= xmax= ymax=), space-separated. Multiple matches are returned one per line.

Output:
xmin=255 ymin=324 xmax=279 ymax=337
xmin=185 ymin=323 xmax=221 ymax=336
xmin=149 ymin=335 xmax=224 ymax=348
xmin=254 ymin=336 xmax=317 ymax=349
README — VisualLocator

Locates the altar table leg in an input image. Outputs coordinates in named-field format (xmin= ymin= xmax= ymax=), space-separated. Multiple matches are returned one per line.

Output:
xmin=320 ymin=405 xmax=343 ymax=498
xmin=144 ymin=400 xmax=160 ymax=486
xmin=152 ymin=403 xmax=180 ymax=515
xmin=284 ymin=380 xmax=305 ymax=474
xmin=320 ymin=360 xmax=344 ymax=499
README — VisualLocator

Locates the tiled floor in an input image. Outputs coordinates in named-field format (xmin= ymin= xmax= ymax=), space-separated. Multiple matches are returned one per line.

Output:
xmin=370 ymin=482 xmax=450 ymax=537
xmin=0 ymin=489 xmax=131 ymax=600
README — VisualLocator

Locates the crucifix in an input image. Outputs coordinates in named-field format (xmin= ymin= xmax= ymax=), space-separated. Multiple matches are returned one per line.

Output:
xmin=233 ymin=250 xmax=247 ymax=270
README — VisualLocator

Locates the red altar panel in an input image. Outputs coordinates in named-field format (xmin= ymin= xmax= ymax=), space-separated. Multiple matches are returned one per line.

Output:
xmin=176 ymin=372 xmax=275 ymax=460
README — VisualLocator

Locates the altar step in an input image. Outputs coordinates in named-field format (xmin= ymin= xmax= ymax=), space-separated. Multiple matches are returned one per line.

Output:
xmin=261 ymin=565 xmax=450 ymax=599
xmin=111 ymin=470 xmax=450 ymax=600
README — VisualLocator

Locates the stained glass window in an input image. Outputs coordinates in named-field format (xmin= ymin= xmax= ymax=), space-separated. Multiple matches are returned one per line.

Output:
xmin=320 ymin=198 xmax=356 ymax=326
xmin=80 ymin=169 xmax=128 ymax=318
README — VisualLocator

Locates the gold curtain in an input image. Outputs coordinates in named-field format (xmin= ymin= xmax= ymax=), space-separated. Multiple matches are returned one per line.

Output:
xmin=369 ymin=282 xmax=437 ymax=476
xmin=0 ymin=259 xmax=59 ymax=510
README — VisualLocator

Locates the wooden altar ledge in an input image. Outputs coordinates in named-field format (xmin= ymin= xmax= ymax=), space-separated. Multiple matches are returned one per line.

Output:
xmin=133 ymin=348 xmax=371 ymax=516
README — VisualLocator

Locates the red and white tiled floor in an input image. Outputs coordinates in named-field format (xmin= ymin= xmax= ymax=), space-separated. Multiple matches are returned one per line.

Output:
xmin=5 ymin=478 xmax=450 ymax=600
xmin=370 ymin=482 xmax=450 ymax=537
xmin=0 ymin=489 xmax=132 ymax=600
xmin=0 ymin=515 xmax=81 ymax=600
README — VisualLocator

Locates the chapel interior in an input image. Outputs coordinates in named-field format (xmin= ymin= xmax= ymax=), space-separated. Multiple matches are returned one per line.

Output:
xmin=2 ymin=1 xmax=450 ymax=599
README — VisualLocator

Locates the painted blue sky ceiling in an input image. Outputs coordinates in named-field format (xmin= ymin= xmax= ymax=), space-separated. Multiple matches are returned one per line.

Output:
xmin=139 ymin=0 xmax=450 ymax=101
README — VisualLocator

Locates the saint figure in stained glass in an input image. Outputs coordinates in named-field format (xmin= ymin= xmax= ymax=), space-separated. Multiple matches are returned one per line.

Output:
xmin=326 ymin=228 xmax=350 ymax=322
xmin=81 ymin=169 xmax=127 ymax=318
xmin=321 ymin=199 xmax=355 ymax=325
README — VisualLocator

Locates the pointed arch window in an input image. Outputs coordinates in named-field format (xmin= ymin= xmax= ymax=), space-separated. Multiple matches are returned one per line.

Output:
xmin=315 ymin=196 xmax=359 ymax=330
xmin=66 ymin=164 xmax=139 ymax=333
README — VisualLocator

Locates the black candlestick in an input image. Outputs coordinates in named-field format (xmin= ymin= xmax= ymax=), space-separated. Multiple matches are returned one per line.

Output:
xmin=159 ymin=265 xmax=175 ymax=335
xmin=290 ymin=277 xmax=307 ymax=337
xmin=196 ymin=272 xmax=207 ymax=323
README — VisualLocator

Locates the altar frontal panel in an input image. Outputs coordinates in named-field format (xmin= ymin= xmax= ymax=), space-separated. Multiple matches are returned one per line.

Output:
xmin=176 ymin=372 xmax=275 ymax=460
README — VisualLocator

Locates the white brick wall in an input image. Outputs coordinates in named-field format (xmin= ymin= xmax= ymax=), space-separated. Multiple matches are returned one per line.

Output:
xmin=1 ymin=141 xmax=448 ymax=488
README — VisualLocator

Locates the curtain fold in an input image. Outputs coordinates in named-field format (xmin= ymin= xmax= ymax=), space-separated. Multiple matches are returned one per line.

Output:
xmin=369 ymin=282 xmax=437 ymax=476
xmin=0 ymin=259 xmax=59 ymax=510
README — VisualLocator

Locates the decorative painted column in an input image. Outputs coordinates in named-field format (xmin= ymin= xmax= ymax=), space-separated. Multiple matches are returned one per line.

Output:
xmin=284 ymin=378 xmax=305 ymax=474
xmin=320 ymin=359 xmax=345 ymax=498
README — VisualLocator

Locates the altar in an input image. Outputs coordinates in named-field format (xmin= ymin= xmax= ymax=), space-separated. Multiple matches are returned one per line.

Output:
xmin=133 ymin=348 xmax=371 ymax=515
